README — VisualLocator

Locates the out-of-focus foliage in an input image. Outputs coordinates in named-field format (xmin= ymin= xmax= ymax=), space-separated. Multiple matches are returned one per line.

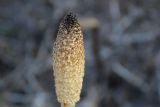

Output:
xmin=0 ymin=0 xmax=160 ymax=107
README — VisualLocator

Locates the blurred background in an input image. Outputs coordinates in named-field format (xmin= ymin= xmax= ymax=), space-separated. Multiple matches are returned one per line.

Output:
xmin=0 ymin=0 xmax=160 ymax=107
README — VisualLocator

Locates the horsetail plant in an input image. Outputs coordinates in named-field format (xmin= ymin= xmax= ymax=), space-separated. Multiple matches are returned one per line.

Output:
xmin=53 ymin=13 xmax=85 ymax=107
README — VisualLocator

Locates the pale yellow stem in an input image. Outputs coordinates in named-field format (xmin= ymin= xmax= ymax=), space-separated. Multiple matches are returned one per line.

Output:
xmin=61 ymin=103 xmax=75 ymax=107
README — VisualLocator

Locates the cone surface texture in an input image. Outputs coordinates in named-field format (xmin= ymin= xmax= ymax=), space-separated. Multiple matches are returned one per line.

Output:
xmin=53 ymin=13 xmax=85 ymax=104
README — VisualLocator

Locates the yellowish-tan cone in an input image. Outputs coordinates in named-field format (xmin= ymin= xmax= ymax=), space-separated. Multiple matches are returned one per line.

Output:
xmin=53 ymin=13 xmax=85 ymax=107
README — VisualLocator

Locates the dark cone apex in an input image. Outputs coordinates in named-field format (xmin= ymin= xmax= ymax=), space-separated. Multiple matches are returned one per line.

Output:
xmin=61 ymin=12 xmax=79 ymax=32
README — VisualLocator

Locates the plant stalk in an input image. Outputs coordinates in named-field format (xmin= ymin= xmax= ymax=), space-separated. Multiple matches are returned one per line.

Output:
xmin=61 ymin=103 xmax=75 ymax=107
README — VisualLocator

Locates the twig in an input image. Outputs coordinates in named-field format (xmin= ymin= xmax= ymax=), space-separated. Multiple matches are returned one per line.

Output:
xmin=109 ymin=0 xmax=121 ymax=21
xmin=111 ymin=62 xmax=150 ymax=93
xmin=112 ymin=6 xmax=144 ymax=35
xmin=79 ymin=18 xmax=100 ymax=29
xmin=109 ymin=30 xmax=160 ymax=45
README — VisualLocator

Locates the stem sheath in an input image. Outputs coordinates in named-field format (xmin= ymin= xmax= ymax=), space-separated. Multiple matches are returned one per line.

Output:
xmin=61 ymin=103 xmax=75 ymax=107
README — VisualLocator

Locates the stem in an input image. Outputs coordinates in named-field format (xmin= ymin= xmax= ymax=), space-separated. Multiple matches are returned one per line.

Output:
xmin=61 ymin=103 xmax=75 ymax=107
